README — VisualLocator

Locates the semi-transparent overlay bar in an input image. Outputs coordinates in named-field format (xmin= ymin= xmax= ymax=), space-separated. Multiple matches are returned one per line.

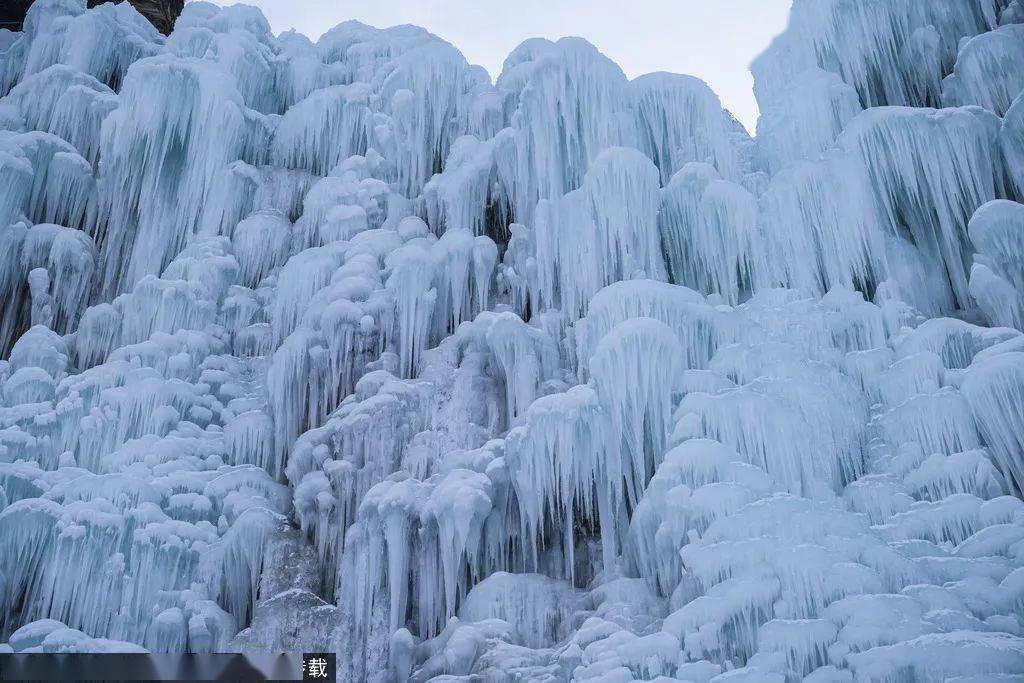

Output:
xmin=0 ymin=652 xmax=336 ymax=681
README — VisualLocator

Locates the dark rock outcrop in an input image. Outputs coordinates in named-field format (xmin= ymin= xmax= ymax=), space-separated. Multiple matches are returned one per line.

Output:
xmin=1 ymin=0 xmax=183 ymax=35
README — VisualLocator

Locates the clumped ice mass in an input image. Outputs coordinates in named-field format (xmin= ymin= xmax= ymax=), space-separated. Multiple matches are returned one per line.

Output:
xmin=0 ymin=0 xmax=1023 ymax=680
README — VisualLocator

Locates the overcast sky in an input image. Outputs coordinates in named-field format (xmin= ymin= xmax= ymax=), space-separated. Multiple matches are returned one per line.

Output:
xmin=208 ymin=0 xmax=793 ymax=132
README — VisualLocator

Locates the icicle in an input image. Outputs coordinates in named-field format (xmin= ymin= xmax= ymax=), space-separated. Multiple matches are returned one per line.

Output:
xmin=839 ymin=106 xmax=1003 ymax=306
xmin=458 ymin=572 xmax=578 ymax=649
xmin=231 ymin=210 xmax=292 ymax=289
xmin=4 ymin=132 xmax=87 ymax=229
xmin=893 ymin=317 xmax=1020 ymax=370
xmin=759 ymin=152 xmax=885 ymax=299
xmin=0 ymin=498 xmax=61 ymax=632
xmin=677 ymin=348 xmax=867 ymax=496
xmin=846 ymin=631 xmax=1024 ymax=681
xmin=504 ymin=385 xmax=612 ymax=576
xmin=0 ymin=146 xmax=33 ymax=229
xmin=271 ymin=84 xmax=370 ymax=175
xmin=2 ymin=65 xmax=116 ymax=165
xmin=168 ymin=8 xmax=279 ymax=115
xmin=535 ymin=147 xmax=666 ymax=321
xmin=385 ymin=243 xmax=437 ymax=378
xmin=574 ymin=280 xmax=723 ymax=382
xmin=631 ymin=73 xmax=739 ymax=184
xmin=506 ymin=37 xmax=632 ymax=223
xmin=208 ymin=507 xmax=278 ymax=628
xmin=659 ymin=163 xmax=762 ymax=304
xmin=904 ymin=449 xmax=1007 ymax=502
xmin=968 ymin=200 xmax=1024 ymax=329
xmin=1003 ymin=93 xmax=1024 ymax=199
xmin=379 ymin=42 xmax=476 ymax=197
xmin=223 ymin=410 xmax=277 ymax=479
xmin=5 ymin=0 xmax=1024 ymax=670
xmin=942 ymin=24 xmax=1024 ymax=116
xmin=755 ymin=68 xmax=862 ymax=172
xmin=420 ymin=132 xmax=514 ymax=239
xmin=20 ymin=223 xmax=97 ymax=335
xmin=878 ymin=387 xmax=981 ymax=460
xmin=961 ymin=351 xmax=1024 ymax=494
xmin=17 ymin=0 xmax=162 ymax=91
xmin=433 ymin=228 xmax=476 ymax=332
xmin=265 ymin=328 xmax=316 ymax=467
xmin=480 ymin=311 xmax=559 ymax=423
xmin=420 ymin=469 xmax=493 ymax=624
xmin=752 ymin=0 xmax=1000 ymax=110
xmin=270 ymin=244 xmax=345 ymax=344
xmin=757 ymin=619 xmax=837 ymax=677
xmin=590 ymin=318 xmax=682 ymax=511
xmin=471 ymin=236 xmax=497 ymax=312
xmin=627 ymin=438 xmax=771 ymax=597
xmin=96 ymin=55 xmax=250 ymax=296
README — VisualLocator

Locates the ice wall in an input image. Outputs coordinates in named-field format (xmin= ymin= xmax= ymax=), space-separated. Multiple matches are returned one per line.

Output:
xmin=1 ymin=0 xmax=1023 ymax=681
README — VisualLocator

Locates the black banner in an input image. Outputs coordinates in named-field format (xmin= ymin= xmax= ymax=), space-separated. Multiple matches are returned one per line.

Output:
xmin=0 ymin=652 xmax=334 ymax=681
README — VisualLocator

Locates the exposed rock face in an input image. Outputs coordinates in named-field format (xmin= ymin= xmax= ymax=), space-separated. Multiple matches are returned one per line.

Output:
xmin=1 ymin=0 xmax=182 ymax=34
xmin=0 ymin=1 xmax=34 ymax=32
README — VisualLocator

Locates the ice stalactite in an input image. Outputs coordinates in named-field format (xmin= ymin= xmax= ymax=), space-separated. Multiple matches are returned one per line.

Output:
xmin=676 ymin=359 xmax=867 ymax=497
xmin=627 ymin=438 xmax=773 ymax=598
xmin=469 ymin=311 xmax=559 ymax=425
xmin=759 ymin=153 xmax=886 ymax=300
xmin=876 ymin=388 xmax=982 ymax=460
xmin=1003 ymin=93 xmax=1024 ymax=199
xmin=0 ymin=144 xmax=33 ymax=229
xmin=534 ymin=147 xmax=665 ymax=321
xmin=95 ymin=54 xmax=250 ymax=297
xmin=20 ymin=222 xmax=95 ymax=334
xmin=0 ymin=221 xmax=95 ymax=355
xmin=504 ymin=385 xmax=611 ymax=576
xmin=289 ymin=369 xmax=433 ymax=590
xmin=590 ymin=318 xmax=681 ymax=515
xmin=199 ymin=162 xmax=317 ymax=238
xmin=630 ymin=73 xmax=739 ymax=185
xmin=381 ymin=43 xmax=481 ymax=198
xmin=419 ymin=468 xmax=495 ymax=629
xmin=0 ymin=132 xmax=95 ymax=232
xmin=574 ymin=280 xmax=722 ymax=381
xmin=961 ymin=351 xmax=1024 ymax=495
xmin=942 ymin=23 xmax=1024 ymax=116
xmin=658 ymin=163 xmax=761 ymax=305
xmin=840 ymin=106 xmax=1004 ymax=307
xmin=230 ymin=210 xmax=292 ymax=290
xmin=271 ymin=84 xmax=370 ymax=176
xmin=10 ymin=0 xmax=162 ymax=93
xmin=385 ymin=242 xmax=438 ymax=378
xmin=506 ymin=38 xmax=631 ymax=225
xmin=847 ymin=631 xmax=1024 ymax=682
xmin=892 ymin=316 xmax=1020 ymax=370
xmin=168 ymin=5 xmax=279 ymax=115
xmin=1 ymin=65 xmax=116 ymax=165
xmin=755 ymin=68 xmax=862 ymax=173
xmin=752 ymin=0 xmax=1000 ymax=111
xmin=968 ymin=200 xmax=1024 ymax=329
xmin=420 ymin=130 xmax=515 ymax=240
xmin=458 ymin=572 xmax=579 ymax=649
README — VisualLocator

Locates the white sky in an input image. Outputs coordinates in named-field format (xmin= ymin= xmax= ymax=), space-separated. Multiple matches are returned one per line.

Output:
xmin=207 ymin=0 xmax=793 ymax=132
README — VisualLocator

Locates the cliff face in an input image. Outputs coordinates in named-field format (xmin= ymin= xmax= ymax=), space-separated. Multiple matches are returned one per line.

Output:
xmin=0 ymin=1 xmax=34 ymax=32
xmin=1 ymin=0 xmax=182 ymax=33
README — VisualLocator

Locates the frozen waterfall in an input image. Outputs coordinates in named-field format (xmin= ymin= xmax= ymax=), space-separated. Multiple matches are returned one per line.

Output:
xmin=1 ymin=0 xmax=1024 ymax=681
